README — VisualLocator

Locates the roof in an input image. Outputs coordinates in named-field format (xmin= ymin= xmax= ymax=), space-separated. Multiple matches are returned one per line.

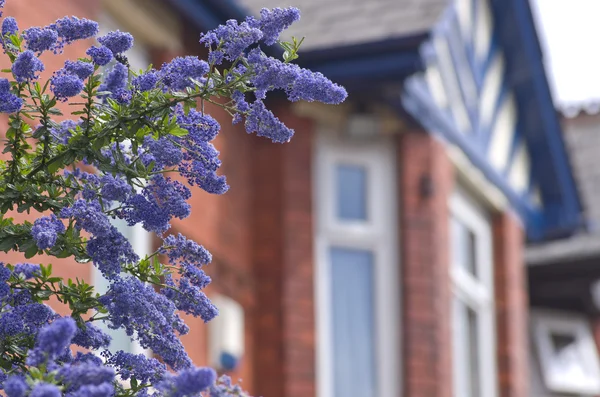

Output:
xmin=526 ymin=112 xmax=600 ymax=264
xmin=231 ymin=0 xmax=448 ymax=51
xmin=562 ymin=113 xmax=600 ymax=229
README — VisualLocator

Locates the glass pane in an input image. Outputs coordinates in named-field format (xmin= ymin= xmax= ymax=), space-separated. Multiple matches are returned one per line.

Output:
xmin=548 ymin=332 xmax=591 ymax=382
xmin=330 ymin=247 xmax=376 ymax=397
xmin=453 ymin=299 xmax=480 ymax=397
xmin=451 ymin=217 xmax=477 ymax=278
xmin=93 ymin=216 xmax=136 ymax=354
xmin=336 ymin=164 xmax=367 ymax=221
xmin=467 ymin=307 xmax=480 ymax=396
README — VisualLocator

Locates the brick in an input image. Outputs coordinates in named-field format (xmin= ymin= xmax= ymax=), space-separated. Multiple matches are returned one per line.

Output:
xmin=399 ymin=132 xmax=453 ymax=397
xmin=493 ymin=212 xmax=529 ymax=397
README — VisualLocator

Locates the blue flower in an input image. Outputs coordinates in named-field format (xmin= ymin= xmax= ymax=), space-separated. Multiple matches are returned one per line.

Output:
xmin=13 ymin=263 xmax=40 ymax=279
xmin=23 ymin=27 xmax=58 ymax=54
xmin=31 ymin=214 xmax=65 ymax=250
xmin=63 ymin=60 xmax=94 ymax=80
xmin=107 ymin=351 xmax=166 ymax=384
xmin=86 ymin=46 xmax=113 ymax=66
xmin=247 ymin=48 xmax=347 ymax=103
xmin=98 ymin=62 xmax=128 ymax=99
xmin=29 ymin=383 xmax=61 ymax=397
xmin=60 ymin=199 xmax=109 ymax=235
xmin=210 ymin=375 xmax=249 ymax=397
xmin=197 ymin=171 xmax=229 ymax=195
xmin=0 ymin=312 xmax=25 ymax=338
xmin=132 ymin=70 xmax=159 ymax=92
xmin=50 ymin=72 xmax=84 ymax=100
xmin=3 ymin=376 xmax=27 ymax=397
xmin=99 ymin=174 xmax=131 ymax=202
xmin=27 ymin=317 xmax=77 ymax=366
xmin=288 ymin=68 xmax=348 ymax=104
xmin=0 ymin=78 xmax=22 ymax=113
xmin=86 ymin=225 xmax=138 ymax=278
xmin=12 ymin=303 xmax=54 ymax=330
xmin=244 ymin=100 xmax=294 ymax=143
xmin=200 ymin=20 xmax=262 ymax=61
xmin=60 ymin=200 xmax=138 ymax=278
xmin=249 ymin=7 xmax=301 ymax=45
xmin=97 ymin=30 xmax=133 ymax=54
xmin=160 ymin=56 xmax=208 ymax=91
xmin=64 ymin=383 xmax=114 ymax=397
xmin=2 ymin=16 xmax=17 ymax=37
xmin=162 ymin=276 xmax=218 ymax=321
xmin=50 ymin=119 xmax=78 ymax=144
xmin=58 ymin=362 xmax=114 ymax=393
xmin=162 ymin=233 xmax=212 ymax=266
xmin=98 ymin=276 xmax=192 ymax=370
xmin=144 ymin=136 xmax=183 ymax=168
xmin=175 ymin=107 xmax=220 ymax=142
xmin=50 ymin=16 xmax=99 ymax=50
xmin=12 ymin=50 xmax=44 ymax=82
xmin=72 ymin=322 xmax=111 ymax=350
xmin=157 ymin=367 xmax=216 ymax=397
xmin=123 ymin=175 xmax=191 ymax=234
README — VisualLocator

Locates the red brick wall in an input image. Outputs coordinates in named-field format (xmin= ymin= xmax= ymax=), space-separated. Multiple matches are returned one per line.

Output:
xmin=493 ymin=212 xmax=529 ymax=397
xmin=251 ymin=106 xmax=316 ymax=397
xmin=0 ymin=0 xmax=102 ymax=311
xmin=399 ymin=132 xmax=454 ymax=397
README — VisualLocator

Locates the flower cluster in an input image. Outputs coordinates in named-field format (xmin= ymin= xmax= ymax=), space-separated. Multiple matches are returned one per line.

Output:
xmin=97 ymin=30 xmax=133 ymax=55
xmin=0 ymin=2 xmax=346 ymax=396
xmin=31 ymin=214 xmax=65 ymax=250
xmin=61 ymin=199 xmax=139 ymax=278
xmin=1 ymin=16 xmax=17 ymax=37
xmin=0 ymin=77 xmax=21 ymax=113
xmin=23 ymin=26 xmax=58 ymax=54
xmin=98 ymin=276 xmax=192 ymax=370
xmin=12 ymin=50 xmax=43 ymax=82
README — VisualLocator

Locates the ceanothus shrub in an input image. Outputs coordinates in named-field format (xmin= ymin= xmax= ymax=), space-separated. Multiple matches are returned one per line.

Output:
xmin=0 ymin=1 xmax=346 ymax=396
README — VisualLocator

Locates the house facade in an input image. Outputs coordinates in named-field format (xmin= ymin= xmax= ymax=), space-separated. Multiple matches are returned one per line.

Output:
xmin=0 ymin=1 xmax=589 ymax=397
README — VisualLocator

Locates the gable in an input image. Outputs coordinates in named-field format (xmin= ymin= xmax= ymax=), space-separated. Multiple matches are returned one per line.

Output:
xmin=401 ymin=0 xmax=581 ymax=240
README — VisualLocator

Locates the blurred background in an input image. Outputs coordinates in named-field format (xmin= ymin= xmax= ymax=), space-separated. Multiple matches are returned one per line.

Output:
xmin=4 ymin=0 xmax=600 ymax=396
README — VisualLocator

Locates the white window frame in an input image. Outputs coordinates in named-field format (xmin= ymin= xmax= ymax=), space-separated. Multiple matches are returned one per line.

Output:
xmin=314 ymin=133 xmax=399 ymax=397
xmin=531 ymin=310 xmax=600 ymax=395
xmin=449 ymin=190 xmax=497 ymax=397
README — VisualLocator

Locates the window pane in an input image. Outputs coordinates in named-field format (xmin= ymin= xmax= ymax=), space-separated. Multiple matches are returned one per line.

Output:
xmin=451 ymin=217 xmax=477 ymax=278
xmin=336 ymin=164 xmax=367 ymax=221
xmin=467 ymin=306 xmax=480 ymax=396
xmin=330 ymin=247 xmax=376 ymax=397
xmin=549 ymin=332 xmax=591 ymax=383
xmin=93 ymin=217 xmax=136 ymax=354
xmin=453 ymin=299 xmax=480 ymax=397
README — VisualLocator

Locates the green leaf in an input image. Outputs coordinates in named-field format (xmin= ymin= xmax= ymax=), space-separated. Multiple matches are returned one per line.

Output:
xmin=5 ymin=127 xmax=16 ymax=140
xmin=0 ymin=237 xmax=17 ymax=251
xmin=29 ymin=367 xmax=42 ymax=379
xmin=47 ymin=159 xmax=63 ymax=174
xmin=168 ymin=128 xmax=189 ymax=137
xmin=24 ymin=244 xmax=39 ymax=259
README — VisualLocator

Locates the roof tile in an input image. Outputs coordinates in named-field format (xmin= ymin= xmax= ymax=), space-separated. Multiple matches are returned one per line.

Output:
xmin=233 ymin=0 xmax=449 ymax=50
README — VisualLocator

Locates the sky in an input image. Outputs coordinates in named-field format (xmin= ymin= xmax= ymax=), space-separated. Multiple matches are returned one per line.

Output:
xmin=530 ymin=0 xmax=600 ymax=115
